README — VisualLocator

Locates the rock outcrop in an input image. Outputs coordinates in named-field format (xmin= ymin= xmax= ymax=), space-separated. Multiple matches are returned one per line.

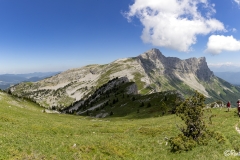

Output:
xmin=138 ymin=48 xmax=214 ymax=81
xmin=126 ymin=83 xmax=138 ymax=95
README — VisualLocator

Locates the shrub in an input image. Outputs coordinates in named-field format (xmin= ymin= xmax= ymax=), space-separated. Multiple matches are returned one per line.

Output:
xmin=169 ymin=91 xmax=222 ymax=152
xmin=169 ymin=134 xmax=197 ymax=152
xmin=147 ymin=102 xmax=151 ymax=108
xmin=139 ymin=102 xmax=144 ymax=107
xmin=110 ymin=111 xmax=114 ymax=116
xmin=175 ymin=91 xmax=206 ymax=141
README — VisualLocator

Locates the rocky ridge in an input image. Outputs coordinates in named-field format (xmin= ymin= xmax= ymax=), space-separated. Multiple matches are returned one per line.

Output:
xmin=8 ymin=48 xmax=240 ymax=109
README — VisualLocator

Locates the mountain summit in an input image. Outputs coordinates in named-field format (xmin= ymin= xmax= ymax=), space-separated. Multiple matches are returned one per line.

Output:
xmin=138 ymin=48 xmax=213 ymax=81
xmin=8 ymin=49 xmax=240 ymax=109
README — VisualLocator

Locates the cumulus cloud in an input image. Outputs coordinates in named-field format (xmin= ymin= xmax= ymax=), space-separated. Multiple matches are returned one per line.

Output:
xmin=205 ymin=35 xmax=240 ymax=54
xmin=124 ymin=0 xmax=225 ymax=52
xmin=234 ymin=0 xmax=240 ymax=5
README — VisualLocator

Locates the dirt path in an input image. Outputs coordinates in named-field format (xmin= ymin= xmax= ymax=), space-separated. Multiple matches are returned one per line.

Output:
xmin=235 ymin=123 xmax=240 ymax=134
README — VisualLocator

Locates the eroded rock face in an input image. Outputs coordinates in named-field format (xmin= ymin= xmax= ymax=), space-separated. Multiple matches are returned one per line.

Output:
xmin=138 ymin=48 xmax=214 ymax=81
xmin=126 ymin=83 xmax=138 ymax=95
xmin=101 ymin=77 xmax=129 ymax=94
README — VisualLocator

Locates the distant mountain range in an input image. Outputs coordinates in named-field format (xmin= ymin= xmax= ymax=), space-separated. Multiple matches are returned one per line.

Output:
xmin=213 ymin=72 xmax=240 ymax=85
xmin=8 ymin=49 xmax=240 ymax=109
xmin=0 ymin=72 xmax=60 ymax=89
xmin=209 ymin=65 xmax=240 ymax=72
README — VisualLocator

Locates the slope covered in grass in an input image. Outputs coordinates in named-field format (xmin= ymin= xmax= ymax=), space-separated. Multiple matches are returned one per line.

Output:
xmin=64 ymin=78 xmax=184 ymax=118
xmin=1 ymin=90 xmax=240 ymax=159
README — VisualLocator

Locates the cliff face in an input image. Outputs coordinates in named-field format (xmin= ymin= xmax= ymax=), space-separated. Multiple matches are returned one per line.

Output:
xmin=8 ymin=48 xmax=240 ymax=109
xmin=138 ymin=48 xmax=214 ymax=81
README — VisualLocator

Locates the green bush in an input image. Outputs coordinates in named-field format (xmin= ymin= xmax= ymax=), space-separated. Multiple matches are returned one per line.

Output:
xmin=169 ymin=91 xmax=223 ymax=152
xmin=169 ymin=134 xmax=197 ymax=152
xmin=175 ymin=91 xmax=207 ymax=140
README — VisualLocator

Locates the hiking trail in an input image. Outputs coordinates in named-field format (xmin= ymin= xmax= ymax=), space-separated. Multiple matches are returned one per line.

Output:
xmin=235 ymin=122 xmax=240 ymax=134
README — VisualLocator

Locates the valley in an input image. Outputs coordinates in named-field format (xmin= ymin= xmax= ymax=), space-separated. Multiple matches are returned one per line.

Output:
xmin=0 ymin=72 xmax=60 ymax=90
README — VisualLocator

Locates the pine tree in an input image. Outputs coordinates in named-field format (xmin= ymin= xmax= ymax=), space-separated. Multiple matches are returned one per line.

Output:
xmin=147 ymin=102 xmax=151 ymax=108
xmin=176 ymin=91 xmax=206 ymax=140
xmin=139 ymin=102 xmax=144 ymax=107
xmin=132 ymin=96 xmax=136 ymax=101
xmin=169 ymin=91 xmax=220 ymax=152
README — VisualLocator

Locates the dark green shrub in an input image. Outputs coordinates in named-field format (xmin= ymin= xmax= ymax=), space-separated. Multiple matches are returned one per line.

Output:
xmin=147 ymin=102 xmax=151 ymax=108
xmin=169 ymin=134 xmax=197 ymax=152
xmin=110 ymin=111 xmax=113 ymax=116
xmin=175 ymin=91 xmax=206 ymax=141
xmin=169 ymin=91 xmax=222 ymax=152
xmin=139 ymin=102 xmax=144 ymax=107
xmin=132 ymin=96 xmax=136 ymax=101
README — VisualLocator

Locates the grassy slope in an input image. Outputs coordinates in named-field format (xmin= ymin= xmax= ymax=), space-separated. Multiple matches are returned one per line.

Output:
xmin=77 ymin=82 xmax=180 ymax=118
xmin=204 ymin=77 xmax=240 ymax=104
xmin=1 ymin=91 xmax=240 ymax=159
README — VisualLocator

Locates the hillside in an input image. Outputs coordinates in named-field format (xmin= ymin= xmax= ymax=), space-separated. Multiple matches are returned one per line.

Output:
xmin=8 ymin=48 xmax=240 ymax=109
xmin=62 ymin=77 xmax=184 ymax=118
xmin=1 ymin=90 xmax=240 ymax=159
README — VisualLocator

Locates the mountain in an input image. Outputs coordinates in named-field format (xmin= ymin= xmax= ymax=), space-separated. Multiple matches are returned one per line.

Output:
xmin=8 ymin=48 xmax=240 ymax=109
xmin=209 ymin=65 xmax=240 ymax=72
xmin=0 ymin=72 xmax=60 ymax=89
xmin=214 ymin=72 xmax=240 ymax=85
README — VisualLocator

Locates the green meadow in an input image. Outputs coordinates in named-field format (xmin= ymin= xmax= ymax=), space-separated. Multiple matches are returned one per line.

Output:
xmin=1 ymin=91 xmax=240 ymax=160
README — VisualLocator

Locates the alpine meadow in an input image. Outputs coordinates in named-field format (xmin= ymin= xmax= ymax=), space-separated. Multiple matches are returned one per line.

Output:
xmin=1 ymin=0 xmax=240 ymax=159
xmin=2 ymin=49 xmax=240 ymax=159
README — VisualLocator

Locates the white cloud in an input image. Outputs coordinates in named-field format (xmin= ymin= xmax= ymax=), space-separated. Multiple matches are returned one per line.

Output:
xmin=234 ymin=0 xmax=240 ymax=5
xmin=205 ymin=35 xmax=240 ymax=54
xmin=124 ymin=0 xmax=225 ymax=52
xmin=208 ymin=62 xmax=240 ymax=72
xmin=208 ymin=62 xmax=236 ymax=67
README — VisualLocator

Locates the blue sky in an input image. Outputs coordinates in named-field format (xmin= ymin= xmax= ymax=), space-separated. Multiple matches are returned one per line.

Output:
xmin=0 ymin=0 xmax=240 ymax=74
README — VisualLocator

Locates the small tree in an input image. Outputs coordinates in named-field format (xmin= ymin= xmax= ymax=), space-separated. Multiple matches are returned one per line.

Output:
xmin=131 ymin=96 xmax=136 ymax=101
xmin=110 ymin=111 xmax=114 ymax=116
xmin=147 ymin=102 xmax=151 ymax=108
xmin=169 ymin=91 xmax=218 ymax=152
xmin=112 ymin=99 xmax=116 ymax=104
xmin=139 ymin=102 xmax=144 ymax=107
xmin=176 ymin=91 xmax=206 ymax=140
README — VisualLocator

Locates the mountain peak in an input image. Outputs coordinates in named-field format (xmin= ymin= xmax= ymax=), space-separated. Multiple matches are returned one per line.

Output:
xmin=139 ymin=48 xmax=164 ymax=59
xmin=137 ymin=49 xmax=213 ymax=83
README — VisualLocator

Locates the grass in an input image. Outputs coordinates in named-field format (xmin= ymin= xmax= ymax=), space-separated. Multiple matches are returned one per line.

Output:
xmin=96 ymin=63 xmax=123 ymax=88
xmin=1 ymin=91 xmax=240 ymax=159
xmin=132 ymin=72 xmax=149 ymax=94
